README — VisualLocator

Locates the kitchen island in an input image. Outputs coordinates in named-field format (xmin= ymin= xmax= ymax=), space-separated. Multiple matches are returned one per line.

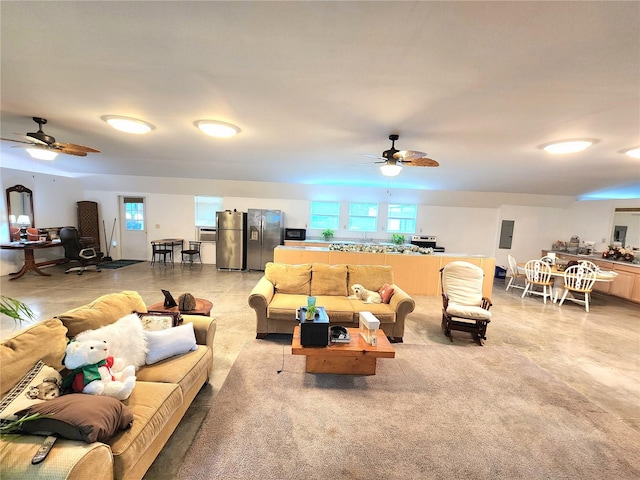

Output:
xmin=274 ymin=245 xmax=495 ymax=297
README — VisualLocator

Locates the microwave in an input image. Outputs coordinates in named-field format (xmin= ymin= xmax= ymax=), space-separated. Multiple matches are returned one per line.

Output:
xmin=285 ymin=228 xmax=306 ymax=241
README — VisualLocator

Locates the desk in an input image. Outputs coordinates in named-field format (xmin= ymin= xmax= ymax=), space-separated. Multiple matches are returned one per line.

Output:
xmin=1 ymin=241 xmax=68 ymax=280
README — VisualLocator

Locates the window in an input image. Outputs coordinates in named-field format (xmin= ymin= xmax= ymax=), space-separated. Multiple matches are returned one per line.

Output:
xmin=349 ymin=203 xmax=378 ymax=232
xmin=387 ymin=204 xmax=417 ymax=233
xmin=123 ymin=197 xmax=144 ymax=231
xmin=195 ymin=196 xmax=223 ymax=226
xmin=310 ymin=202 xmax=340 ymax=230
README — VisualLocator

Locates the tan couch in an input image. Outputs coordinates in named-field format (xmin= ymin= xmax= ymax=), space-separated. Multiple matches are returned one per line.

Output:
xmin=248 ymin=263 xmax=415 ymax=342
xmin=0 ymin=291 xmax=216 ymax=480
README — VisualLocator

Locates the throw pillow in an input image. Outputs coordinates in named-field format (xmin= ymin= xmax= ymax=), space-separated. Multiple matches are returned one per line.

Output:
xmin=0 ymin=361 xmax=62 ymax=428
xmin=75 ymin=313 xmax=148 ymax=369
xmin=378 ymin=283 xmax=395 ymax=304
xmin=145 ymin=322 xmax=197 ymax=365
xmin=136 ymin=311 xmax=182 ymax=331
xmin=16 ymin=393 xmax=133 ymax=443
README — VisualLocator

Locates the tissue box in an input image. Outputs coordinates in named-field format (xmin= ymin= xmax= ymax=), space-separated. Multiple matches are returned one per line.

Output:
xmin=359 ymin=311 xmax=380 ymax=346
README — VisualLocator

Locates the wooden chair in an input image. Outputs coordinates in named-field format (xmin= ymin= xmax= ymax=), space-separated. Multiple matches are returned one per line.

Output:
xmin=522 ymin=260 xmax=554 ymax=303
xmin=505 ymin=254 xmax=526 ymax=292
xmin=181 ymin=241 xmax=202 ymax=266
xmin=558 ymin=264 xmax=597 ymax=312
xmin=151 ymin=241 xmax=173 ymax=266
xmin=440 ymin=261 xmax=493 ymax=346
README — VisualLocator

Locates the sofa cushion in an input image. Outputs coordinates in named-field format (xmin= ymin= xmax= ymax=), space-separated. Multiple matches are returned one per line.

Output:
xmin=315 ymin=296 xmax=355 ymax=323
xmin=265 ymin=263 xmax=311 ymax=295
xmin=347 ymin=265 xmax=394 ymax=292
xmin=268 ymin=293 xmax=308 ymax=320
xmin=58 ymin=291 xmax=148 ymax=339
xmin=311 ymin=264 xmax=348 ymax=296
xmin=347 ymin=301 xmax=397 ymax=324
xmin=0 ymin=318 xmax=68 ymax=397
xmin=136 ymin=345 xmax=211 ymax=395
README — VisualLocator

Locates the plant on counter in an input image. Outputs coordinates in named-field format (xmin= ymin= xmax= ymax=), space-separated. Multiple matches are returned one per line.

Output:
xmin=602 ymin=246 xmax=635 ymax=262
xmin=0 ymin=296 xmax=35 ymax=324
xmin=391 ymin=234 xmax=406 ymax=245
xmin=321 ymin=229 xmax=334 ymax=241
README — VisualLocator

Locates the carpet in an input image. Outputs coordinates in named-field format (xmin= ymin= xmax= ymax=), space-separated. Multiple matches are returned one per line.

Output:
xmin=99 ymin=259 xmax=143 ymax=269
xmin=179 ymin=341 xmax=640 ymax=480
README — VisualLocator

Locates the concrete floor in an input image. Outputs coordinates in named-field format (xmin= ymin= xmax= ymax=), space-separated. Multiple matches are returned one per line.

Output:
xmin=1 ymin=261 xmax=639 ymax=479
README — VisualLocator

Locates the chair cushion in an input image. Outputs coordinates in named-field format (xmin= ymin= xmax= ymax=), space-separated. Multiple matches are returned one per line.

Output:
xmin=442 ymin=262 xmax=484 ymax=306
xmin=446 ymin=302 xmax=492 ymax=320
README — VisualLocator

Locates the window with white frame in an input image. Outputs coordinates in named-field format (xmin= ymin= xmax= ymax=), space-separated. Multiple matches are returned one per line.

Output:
xmin=348 ymin=203 xmax=378 ymax=232
xmin=123 ymin=197 xmax=145 ymax=231
xmin=310 ymin=202 xmax=340 ymax=230
xmin=387 ymin=204 xmax=417 ymax=233
xmin=195 ymin=196 xmax=223 ymax=226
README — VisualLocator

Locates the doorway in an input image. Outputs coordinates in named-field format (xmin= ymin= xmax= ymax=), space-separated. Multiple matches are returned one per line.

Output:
xmin=119 ymin=196 xmax=148 ymax=260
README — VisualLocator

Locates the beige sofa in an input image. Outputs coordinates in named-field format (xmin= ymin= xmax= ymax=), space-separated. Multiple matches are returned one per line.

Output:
xmin=0 ymin=290 xmax=216 ymax=480
xmin=248 ymin=263 xmax=415 ymax=342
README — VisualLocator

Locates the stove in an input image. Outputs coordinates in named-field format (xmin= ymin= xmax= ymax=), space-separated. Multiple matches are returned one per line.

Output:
xmin=411 ymin=235 xmax=445 ymax=252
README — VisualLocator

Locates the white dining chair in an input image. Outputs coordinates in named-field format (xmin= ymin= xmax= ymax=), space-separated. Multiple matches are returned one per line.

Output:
xmin=522 ymin=260 xmax=554 ymax=304
xmin=505 ymin=254 xmax=526 ymax=291
xmin=558 ymin=264 xmax=597 ymax=312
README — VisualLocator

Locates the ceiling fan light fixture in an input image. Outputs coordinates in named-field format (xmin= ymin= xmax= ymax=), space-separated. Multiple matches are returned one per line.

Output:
xmin=540 ymin=139 xmax=596 ymax=154
xmin=380 ymin=161 xmax=402 ymax=177
xmin=195 ymin=120 xmax=240 ymax=138
xmin=622 ymin=147 xmax=640 ymax=159
xmin=26 ymin=147 xmax=58 ymax=161
xmin=102 ymin=115 xmax=154 ymax=134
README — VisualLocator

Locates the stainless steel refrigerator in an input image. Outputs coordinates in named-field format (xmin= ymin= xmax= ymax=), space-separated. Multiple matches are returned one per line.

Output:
xmin=246 ymin=209 xmax=284 ymax=270
xmin=216 ymin=211 xmax=247 ymax=270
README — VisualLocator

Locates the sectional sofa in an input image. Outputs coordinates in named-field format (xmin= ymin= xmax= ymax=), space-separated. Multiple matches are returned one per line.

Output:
xmin=248 ymin=262 xmax=415 ymax=341
xmin=0 ymin=290 xmax=216 ymax=480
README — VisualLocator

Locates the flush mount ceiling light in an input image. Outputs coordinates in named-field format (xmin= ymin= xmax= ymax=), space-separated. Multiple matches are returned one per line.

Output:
xmin=380 ymin=160 xmax=403 ymax=177
xmin=26 ymin=146 xmax=58 ymax=161
xmin=195 ymin=120 xmax=240 ymax=138
xmin=621 ymin=147 xmax=640 ymax=159
xmin=540 ymin=139 xmax=597 ymax=154
xmin=102 ymin=115 xmax=154 ymax=134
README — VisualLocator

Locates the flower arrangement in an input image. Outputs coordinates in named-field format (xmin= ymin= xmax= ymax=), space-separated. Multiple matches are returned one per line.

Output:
xmin=602 ymin=246 xmax=635 ymax=262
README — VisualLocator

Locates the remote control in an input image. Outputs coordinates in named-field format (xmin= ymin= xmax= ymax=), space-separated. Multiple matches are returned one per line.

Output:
xmin=31 ymin=435 xmax=56 ymax=464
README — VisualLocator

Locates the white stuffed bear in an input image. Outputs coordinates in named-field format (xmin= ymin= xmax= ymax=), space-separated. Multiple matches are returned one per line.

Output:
xmin=62 ymin=339 xmax=136 ymax=401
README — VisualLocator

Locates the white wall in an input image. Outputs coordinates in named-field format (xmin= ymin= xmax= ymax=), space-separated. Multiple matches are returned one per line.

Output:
xmin=2 ymin=167 xmax=638 ymax=274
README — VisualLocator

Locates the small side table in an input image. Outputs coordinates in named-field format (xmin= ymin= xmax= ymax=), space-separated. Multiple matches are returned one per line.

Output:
xmin=147 ymin=298 xmax=213 ymax=317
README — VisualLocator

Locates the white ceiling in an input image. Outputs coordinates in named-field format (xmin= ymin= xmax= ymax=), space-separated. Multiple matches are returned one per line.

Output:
xmin=1 ymin=1 xmax=639 ymax=199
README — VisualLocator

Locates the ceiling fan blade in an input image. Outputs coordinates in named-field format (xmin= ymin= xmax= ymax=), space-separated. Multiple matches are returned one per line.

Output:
xmin=395 ymin=150 xmax=427 ymax=160
xmin=53 ymin=142 xmax=100 ymax=153
xmin=2 ymin=137 xmax=35 ymax=145
xmin=363 ymin=153 xmax=384 ymax=160
xmin=403 ymin=157 xmax=440 ymax=167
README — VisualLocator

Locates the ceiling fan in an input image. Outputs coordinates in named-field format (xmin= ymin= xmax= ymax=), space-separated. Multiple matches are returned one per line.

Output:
xmin=365 ymin=134 xmax=439 ymax=176
xmin=1 ymin=117 xmax=100 ymax=158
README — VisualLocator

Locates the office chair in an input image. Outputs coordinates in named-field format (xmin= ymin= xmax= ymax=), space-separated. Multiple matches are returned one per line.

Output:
xmin=181 ymin=241 xmax=202 ymax=266
xmin=59 ymin=227 xmax=103 ymax=275
xmin=440 ymin=261 xmax=493 ymax=345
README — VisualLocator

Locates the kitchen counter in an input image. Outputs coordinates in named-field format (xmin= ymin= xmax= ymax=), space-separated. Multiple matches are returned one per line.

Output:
xmin=547 ymin=250 xmax=640 ymax=267
xmin=274 ymin=245 xmax=495 ymax=297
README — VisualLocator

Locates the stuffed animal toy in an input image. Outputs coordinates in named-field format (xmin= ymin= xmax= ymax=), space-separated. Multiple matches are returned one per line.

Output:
xmin=62 ymin=339 xmax=136 ymax=401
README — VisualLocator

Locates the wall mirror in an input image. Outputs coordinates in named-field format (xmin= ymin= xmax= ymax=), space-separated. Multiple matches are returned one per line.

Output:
xmin=6 ymin=184 xmax=34 ymax=241
xmin=611 ymin=207 xmax=640 ymax=248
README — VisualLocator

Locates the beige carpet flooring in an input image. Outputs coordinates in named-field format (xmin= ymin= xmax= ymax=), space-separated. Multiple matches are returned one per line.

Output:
xmin=179 ymin=340 xmax=640 ymax=480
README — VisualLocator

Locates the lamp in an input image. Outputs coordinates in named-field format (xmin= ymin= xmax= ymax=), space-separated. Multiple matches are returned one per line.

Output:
xmin=26 ymin=147 xmax=58 ymax=161
xmin=17 ymin=215 xmax=30 ymax=228
xmin=195 ymin=120 xmax=240 ymax=138
xmin=622 ymin=147 xmax=640 ymax=159
xmin=9 ymin=215 xmax=16 ymax=225
xmin=102 ymin=115 xmax=155 ymax=134
xmin=380 ymin=160 xmax=402 ymax=177
xmin=540 ymin=139 xmax=597 ymax=154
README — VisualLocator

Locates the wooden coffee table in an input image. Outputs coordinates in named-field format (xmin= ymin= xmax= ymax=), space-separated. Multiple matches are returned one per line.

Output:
xmin=291 ymin=326 xmax=395 ymax=375
xmin=147 ymin=298 xmax=213 ymax=316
